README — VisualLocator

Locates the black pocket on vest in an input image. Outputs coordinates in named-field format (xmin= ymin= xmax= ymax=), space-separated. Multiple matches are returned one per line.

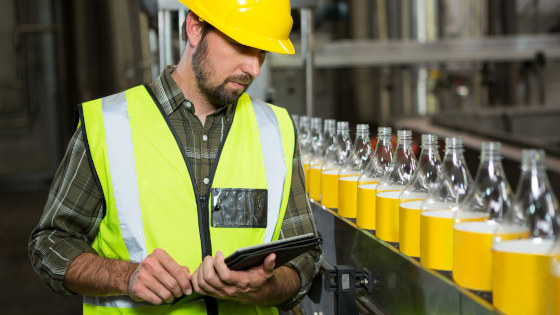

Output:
xmin=210 ymin=188 xmax=268 ymax=228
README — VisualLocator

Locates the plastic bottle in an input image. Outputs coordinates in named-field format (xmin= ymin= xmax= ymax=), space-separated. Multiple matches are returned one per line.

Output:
xmin=299 ymin=116 xmax=311 ymax=178
xmin=376 ymin=130 xmax=417 ymax=246
xmin=356 ymin=127 xmax=394 ymax=231
xmin=338 ymin=124 xmax=375 ymax=220
xmin=321 ymin=121 xmax=351 ymax=209
xmin=399 ymin=134 xmax=442 ymax=258
xmin=452 ymin=142 xmax=525 ymax=299
xmin=304 ymin=117 xmax=322 ymax=191
xmin=420 ymin=137 xmax=473 ymax=272
xmin=491 ymin=149 xmax=560 ymax=314
xmin=309 ymin=119 xmax=336 ymax=201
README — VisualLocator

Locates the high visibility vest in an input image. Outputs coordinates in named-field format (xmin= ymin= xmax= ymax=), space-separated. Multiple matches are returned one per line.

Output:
xmin=78 ymin=85 xmax=295 ymax=314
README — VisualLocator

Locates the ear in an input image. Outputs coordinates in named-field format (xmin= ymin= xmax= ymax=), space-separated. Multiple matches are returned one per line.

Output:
xmin=186 ymin=12 xmax=205 ymax=47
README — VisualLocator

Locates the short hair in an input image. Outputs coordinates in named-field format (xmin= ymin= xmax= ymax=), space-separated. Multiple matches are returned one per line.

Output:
xmin=181 ymin=11 xmax=214 ymax=42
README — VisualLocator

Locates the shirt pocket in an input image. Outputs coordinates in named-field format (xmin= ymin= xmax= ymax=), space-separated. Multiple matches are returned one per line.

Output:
xmin=210 ymin=188 xmax=267 ymax=228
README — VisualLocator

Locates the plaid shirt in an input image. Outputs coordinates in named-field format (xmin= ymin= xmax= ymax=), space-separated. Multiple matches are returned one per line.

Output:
xmin=28 ymin=66 xmax=321 ymax=310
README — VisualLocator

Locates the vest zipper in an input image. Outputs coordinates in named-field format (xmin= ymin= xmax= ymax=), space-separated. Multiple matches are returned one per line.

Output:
xmin=199 ymin=195 xmax=211 ymax=257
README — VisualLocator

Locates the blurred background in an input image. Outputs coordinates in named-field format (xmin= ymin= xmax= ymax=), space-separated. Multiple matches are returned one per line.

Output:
xmin=1 ymin=0 xmax=560 ymax=313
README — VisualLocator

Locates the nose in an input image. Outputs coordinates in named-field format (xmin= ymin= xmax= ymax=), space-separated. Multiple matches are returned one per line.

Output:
xmin=241 ymin=50 xmax=262 ymax=78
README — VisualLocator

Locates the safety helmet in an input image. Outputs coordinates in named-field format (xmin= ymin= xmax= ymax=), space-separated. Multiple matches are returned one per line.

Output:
xmin=177 ymin=0 xmax=295 ymax=55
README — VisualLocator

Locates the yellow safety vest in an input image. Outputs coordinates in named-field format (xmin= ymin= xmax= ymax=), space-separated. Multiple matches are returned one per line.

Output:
xmin=78 ymin=85 xmax=295 ymax=314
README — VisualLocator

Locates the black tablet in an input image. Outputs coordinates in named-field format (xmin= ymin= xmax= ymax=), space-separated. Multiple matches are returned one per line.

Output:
xmin=225 ymin=233 xmax=322 ymax=270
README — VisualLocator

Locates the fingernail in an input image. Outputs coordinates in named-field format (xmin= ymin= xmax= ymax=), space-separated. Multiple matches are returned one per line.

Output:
xmin=186 ymin=289 xmax=192 ymax=296
xmin=217 ymin=251 xmax=222 ymax=257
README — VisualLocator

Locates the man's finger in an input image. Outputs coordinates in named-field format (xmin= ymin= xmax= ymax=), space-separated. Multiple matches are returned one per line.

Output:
xmin=159 ymin=256 xmax=191 ymax=297
xmin=192 ymin=266 xmax=210 ymax=296
xmin=263 ymin=253 xmax=276 ymax=274
xmin=214 ymin=251 xmax=240 ymax=285
xmin=199 ymin=256 xmax=223 ymax=297
xmin=130 ymin=281 xmax=163 ymax=305
xmin=136 ymin=268 xmax=174 ymax=304
xmin=181 ymin=266 xmax=193 ymax=295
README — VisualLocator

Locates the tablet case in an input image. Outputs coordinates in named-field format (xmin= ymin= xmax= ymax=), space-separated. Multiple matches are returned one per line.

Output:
xmin=225 ymin=233 xmax=322 ymax=270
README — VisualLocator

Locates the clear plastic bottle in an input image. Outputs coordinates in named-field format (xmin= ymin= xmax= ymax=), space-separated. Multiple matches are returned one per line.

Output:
xmin=356 ymin=127 xmax=394 ymax=231
xmin=514 ymin=149 xmax=560 ymax=239
xmin=309 ymin=119 xmax=336 ymax=201
xmin=420 ymin=137 xmax=473 ymax=272
xmin=321 ymin=121 xmax=351 ymax=209
xmin=299 ymin=116 xmax=311 ymax=163
xmin=304 ymin=117 xmax=322 ymax=191
xmin=376 ymin=130 xmax=417 ymax=245
xmin=452 ymin=142 xmax=525 ymax=298
xmin=399 ymin=134 xmax=442 ymax=258
xmin=338 ymin=124 xmax=375 ymax=220
xmin=491 ymin=150 xmax=559 ymax=314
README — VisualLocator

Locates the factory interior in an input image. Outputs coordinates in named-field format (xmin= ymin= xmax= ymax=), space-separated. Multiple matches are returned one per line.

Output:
xmin=1 ymin=0 xmax=560 ymax=314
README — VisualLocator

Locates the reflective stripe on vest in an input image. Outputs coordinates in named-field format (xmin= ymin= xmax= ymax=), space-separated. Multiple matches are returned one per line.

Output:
xmin=83 ymin=91 xmax=288 ymax=309
xmin=100 ymin=92 xmax=147 ymax=263
xmin=251 ymin=96 xmax=286 ymax=242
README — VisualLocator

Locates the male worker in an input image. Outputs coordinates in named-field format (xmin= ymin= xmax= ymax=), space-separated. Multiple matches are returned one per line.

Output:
xmin=28 ymin=0 xmax=322 ymax=314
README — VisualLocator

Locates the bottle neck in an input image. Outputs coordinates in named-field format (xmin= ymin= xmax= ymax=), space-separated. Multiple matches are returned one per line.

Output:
xmin=356 ymin=131 xmax=369 ymax=139
xmin=444 ymin=147 xmax=465 ymax=161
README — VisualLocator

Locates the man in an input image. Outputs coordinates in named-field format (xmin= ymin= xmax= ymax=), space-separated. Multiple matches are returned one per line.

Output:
xmin=28 ymin=0 xmax=322 ymax=314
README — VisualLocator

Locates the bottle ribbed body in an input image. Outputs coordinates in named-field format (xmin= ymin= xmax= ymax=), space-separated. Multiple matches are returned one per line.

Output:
xmin=303 ymin=117 xmax=322 ymax=191
xmin=399 ymin=134 xmax=442 ymax=257
xmin=375 ymin=130 xmax=417 ymax=244
xmin=419 ymin=137 xmax=473 ymax=271
xmin=338 ymin=124 xmax=374 ymax=219
xmin=320 ymin=121 xmax=351 ymax=209
xmin=308 ymin=119 xmax=336 ymax=201
xmin=356 ymin=127 xmax=394 ymax=230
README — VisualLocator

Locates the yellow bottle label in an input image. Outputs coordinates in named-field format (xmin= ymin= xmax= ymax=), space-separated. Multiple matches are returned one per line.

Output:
xmin=309 ymin=166 xmax=322 ymax=201
xmin=420 ymin=210 xmax=454 ymax=271
xmin=338 ymin=176 xmax=360 ymax=218
xmin=399 ymin=200 xmax=424 ymax=258
xmin=375 ymin=190 xmax=402 ymax=242
xmin=492 ymin=239 xmax=559 ymax=315
xmin=452 ymin=222 xmax=529 ymax=291
xmin=356 ymin=183 xmax=378 ymax=230
xmin=321 ymin=169 xmax=339 ymax=208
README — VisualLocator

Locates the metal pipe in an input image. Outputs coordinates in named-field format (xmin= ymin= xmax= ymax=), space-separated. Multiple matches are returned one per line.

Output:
xmin=158 ymin=10 xmax=165 ymax=71
xmin=179 ymin=9 xmax=186 ymax=58
xmin=301 ymin=8 xmax=314 ymax=116
xmin=164 ymin=10 xmax=172 ymax=67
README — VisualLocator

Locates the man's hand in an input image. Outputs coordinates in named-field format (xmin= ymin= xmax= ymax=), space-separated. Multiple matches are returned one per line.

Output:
xmin=128 ymin=248 xmax=193 ymax=305
xmin=191 ymin=251 xmax=299 ymax=306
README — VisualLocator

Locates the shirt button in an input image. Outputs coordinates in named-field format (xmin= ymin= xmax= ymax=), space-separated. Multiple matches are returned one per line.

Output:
xmin=202 ymin=135 xmax=208 ymax=142
xmin=186 ymin=102 xmax=192 ymax=108
xmin=203 ymin=178 xmax=209 ymax=185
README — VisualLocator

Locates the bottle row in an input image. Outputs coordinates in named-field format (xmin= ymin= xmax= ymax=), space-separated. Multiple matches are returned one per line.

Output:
xmin=293 ymin=115 xmax=560 ymax=315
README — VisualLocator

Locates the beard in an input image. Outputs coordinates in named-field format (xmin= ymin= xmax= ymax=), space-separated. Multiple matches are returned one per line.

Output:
xmin=192 ymin=35 xmax=254 ymax=107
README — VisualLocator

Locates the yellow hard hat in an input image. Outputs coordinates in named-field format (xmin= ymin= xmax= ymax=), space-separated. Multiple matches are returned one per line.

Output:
xmin=178 ymin=0 xmax=295 ymax=55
